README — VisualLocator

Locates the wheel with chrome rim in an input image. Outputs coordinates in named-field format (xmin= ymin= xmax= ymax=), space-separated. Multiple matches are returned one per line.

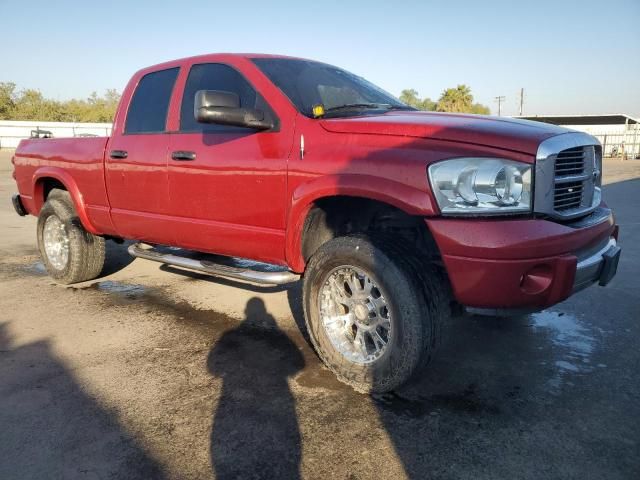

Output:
xmin=37 ymin=189 xmax=105 ymax=284
xmin=303 ymin=235 xmax=445 ymax=393
xmin=319 ymin=266 xmax=392 ymax=364
xmin=42 ymin=215 xmax=70 ymax=270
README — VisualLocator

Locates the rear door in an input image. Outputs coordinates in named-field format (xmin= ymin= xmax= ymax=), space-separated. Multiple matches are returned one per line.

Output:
xmin=167 ymin=62 xmax=292 ymax=264
xmin=105 ymin=67 xmax=179 ymax=244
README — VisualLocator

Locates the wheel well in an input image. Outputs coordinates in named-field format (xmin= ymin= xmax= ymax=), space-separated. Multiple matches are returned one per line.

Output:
xmin=33 ymin=176 xmax=99 ymax=235
xmin=39 ymin=178 xmax=67 ymax=201
xmin=301 ymin=196 xmax=440 ymax=263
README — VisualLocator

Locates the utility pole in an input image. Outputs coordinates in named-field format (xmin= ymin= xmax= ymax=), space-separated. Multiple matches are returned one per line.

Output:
xmin=494 ymin=96 xmax=506 ymax=116
xmin=519 ymin=88 xmax=524 ymax=116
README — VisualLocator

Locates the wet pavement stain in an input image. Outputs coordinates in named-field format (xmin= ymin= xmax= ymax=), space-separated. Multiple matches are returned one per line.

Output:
xmin=84 ymin=281 xmax=239 ymax=335
xmin=0 ymin=260 xmax=45 ymax=278
xmin=529 ymin=310 xmax=598 ymax=392
xmin=90 ymin=281 xmax=146 ymax=298
xmin=25 ymin=262 xmax=47 ymax=275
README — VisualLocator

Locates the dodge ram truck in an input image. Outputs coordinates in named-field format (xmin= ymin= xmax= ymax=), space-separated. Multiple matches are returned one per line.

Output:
xmin=11 ymin=53 xmax=621 ymax=392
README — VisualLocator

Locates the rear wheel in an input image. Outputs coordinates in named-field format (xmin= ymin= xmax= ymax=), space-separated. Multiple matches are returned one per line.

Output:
xmin=37 ymin=189 xmax=105 ymax=284
xmin=303 ymin=235 xmax=447 ymax=393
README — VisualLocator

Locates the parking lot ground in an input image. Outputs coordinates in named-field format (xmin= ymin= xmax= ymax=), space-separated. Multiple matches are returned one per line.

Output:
xmin=1 ymin=150 xmax=639 ymax=479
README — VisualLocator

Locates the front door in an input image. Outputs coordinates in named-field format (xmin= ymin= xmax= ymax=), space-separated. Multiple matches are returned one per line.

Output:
xmin=167 ymin=62 xmax=292 ymax=265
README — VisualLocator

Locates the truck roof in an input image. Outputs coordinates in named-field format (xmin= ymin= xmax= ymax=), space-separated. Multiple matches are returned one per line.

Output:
xmin=137 ymin=53 xmax=311 ymax=76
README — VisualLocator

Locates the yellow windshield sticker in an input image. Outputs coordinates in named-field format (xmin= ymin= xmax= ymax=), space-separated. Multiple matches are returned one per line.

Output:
xmin=312 ymin=104 xmax=325 ymax=118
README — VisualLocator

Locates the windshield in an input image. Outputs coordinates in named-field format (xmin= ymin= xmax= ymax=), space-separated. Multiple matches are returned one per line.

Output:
xmin=252 ymin=58 xmax=413 ymax=118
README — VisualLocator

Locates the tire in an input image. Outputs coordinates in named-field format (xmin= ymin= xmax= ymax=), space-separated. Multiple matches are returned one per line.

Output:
xmin=303 ymin=235 xmax=448 ymax=393
xmin=37 ymin=189 xmax=105 ymax=284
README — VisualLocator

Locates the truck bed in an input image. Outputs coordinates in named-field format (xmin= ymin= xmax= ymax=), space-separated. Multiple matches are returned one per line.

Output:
xmin=13 ymin=136 xmax=112 ymax=232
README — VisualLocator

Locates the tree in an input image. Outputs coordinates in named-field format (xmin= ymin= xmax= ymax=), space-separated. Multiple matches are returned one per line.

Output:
xmin=0 ymin=82 xmax=17 ymax=119
xmin=436 ymin=84 xmax=474 ymax=112
xmin=0 ymin=84 xmax=121 ymax=122
xmin=12 ymin=89 xmax=64 ymax=121
xmin=437 ymin=84 xmax=491 ymax=114
xmin=469 ymin=103 xmax=490 ymax=115
xmin=399 ymin=89 xmax=436 ymax=111
xmin=400 ymin=84 xmax=490 ymax=115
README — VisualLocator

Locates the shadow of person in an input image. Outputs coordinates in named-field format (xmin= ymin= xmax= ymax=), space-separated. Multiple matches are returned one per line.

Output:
xmin=207 ymin=297 xmax=305 ymax=479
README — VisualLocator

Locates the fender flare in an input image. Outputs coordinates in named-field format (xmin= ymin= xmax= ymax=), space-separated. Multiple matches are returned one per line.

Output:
xmin=285 ymin=174 xmax=437 ymax=272
xmin=32 ymin=167 xmax=99 ymax=234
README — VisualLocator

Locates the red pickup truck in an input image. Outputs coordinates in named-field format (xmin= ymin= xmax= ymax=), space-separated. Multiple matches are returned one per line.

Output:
xmin=11 ymin=53 xmax=621 ymax=392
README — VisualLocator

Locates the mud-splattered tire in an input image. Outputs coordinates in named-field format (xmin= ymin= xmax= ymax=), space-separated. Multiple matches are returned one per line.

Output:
xmin=36 ymin=189 xmax=105 ymax=284
xmin=303 ymin=235 xmax=447 ymax=393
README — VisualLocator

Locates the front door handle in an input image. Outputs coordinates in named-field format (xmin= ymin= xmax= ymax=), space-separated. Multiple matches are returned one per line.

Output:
xmin=171 ymin=151 xmax=196 ymax=161
xmin=110 ymin=150 xmax=128 ymax=159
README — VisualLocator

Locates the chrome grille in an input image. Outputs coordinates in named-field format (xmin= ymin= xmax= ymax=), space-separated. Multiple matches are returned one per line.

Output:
xmin=553 ymin=146 xmax=590 ymax=212
xmin=554 ymin=180 xmax=583 ymax=210
xmin=555 ymin=146 xmax=585 ymax=176
xmin=534 ymin=133 xmax=602 ymax=221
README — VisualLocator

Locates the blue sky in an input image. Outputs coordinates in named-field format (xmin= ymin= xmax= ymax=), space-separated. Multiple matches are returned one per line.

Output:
xmin=1 ymin=0 xmax=639 ymax=117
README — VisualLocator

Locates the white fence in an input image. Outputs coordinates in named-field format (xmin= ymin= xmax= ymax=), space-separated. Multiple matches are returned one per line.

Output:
xmin=0 ymin=120 xmax=112 ymax=149
xmin=592 ymin=131 xmax=640 ymax=159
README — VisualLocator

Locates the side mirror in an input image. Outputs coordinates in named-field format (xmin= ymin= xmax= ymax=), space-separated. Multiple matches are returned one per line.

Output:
xmin=194 ymin=90 xmax=273 ymax=130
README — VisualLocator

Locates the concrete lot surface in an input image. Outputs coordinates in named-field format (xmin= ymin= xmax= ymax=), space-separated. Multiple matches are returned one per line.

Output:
xmin=1 ymin=149 xmax=639 ymax=479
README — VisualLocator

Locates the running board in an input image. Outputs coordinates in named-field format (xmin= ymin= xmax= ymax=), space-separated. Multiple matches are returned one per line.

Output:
xmin=128 ymin=243 xmax=300 ymax=285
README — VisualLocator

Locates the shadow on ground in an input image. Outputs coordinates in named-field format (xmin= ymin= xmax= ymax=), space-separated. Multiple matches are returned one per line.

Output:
xmin=0 ymin=322 xmax=164 ymax=479
xmin=207 ymin=297 xmax=305 ymax=479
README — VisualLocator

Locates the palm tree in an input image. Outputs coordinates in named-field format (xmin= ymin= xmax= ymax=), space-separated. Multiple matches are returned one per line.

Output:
xmin=436 ymin=84 xmax=473 ymax=112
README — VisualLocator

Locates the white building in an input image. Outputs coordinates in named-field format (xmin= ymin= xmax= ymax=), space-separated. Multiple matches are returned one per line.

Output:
xmin=516 ymin=114 xmax=639 ymax=158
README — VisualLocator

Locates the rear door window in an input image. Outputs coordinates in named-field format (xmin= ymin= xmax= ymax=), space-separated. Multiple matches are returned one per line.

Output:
xmin=125 ymin=67 xmax=179 ymax=134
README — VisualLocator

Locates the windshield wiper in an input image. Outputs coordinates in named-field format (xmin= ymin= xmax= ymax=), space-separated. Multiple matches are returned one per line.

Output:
xmin=385 ymin=105 xmax=417 ymax=111
xmin=324 ymin=103 xmax=393 ymax=113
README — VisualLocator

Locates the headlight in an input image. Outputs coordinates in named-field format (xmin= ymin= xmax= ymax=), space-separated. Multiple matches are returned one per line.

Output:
xmin=428 ymin=158 xmax=532 ymax=215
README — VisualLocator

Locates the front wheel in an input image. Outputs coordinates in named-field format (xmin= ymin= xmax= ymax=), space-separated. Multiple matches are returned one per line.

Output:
xmin=303 ymin=235 xmax=447 ymax=393
xmin=37 ymin=189 xmax=105 ymax=284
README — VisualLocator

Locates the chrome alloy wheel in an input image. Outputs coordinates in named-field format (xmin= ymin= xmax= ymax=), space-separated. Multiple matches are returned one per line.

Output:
xmin=318 ymin=266 xmax=392 ymax=364
xmin=43 ymin=215 xmax=70 ymax=270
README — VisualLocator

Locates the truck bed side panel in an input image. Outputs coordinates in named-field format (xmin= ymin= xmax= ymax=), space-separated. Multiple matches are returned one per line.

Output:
xmin=13 ymin=137 xmax=116 ymax=235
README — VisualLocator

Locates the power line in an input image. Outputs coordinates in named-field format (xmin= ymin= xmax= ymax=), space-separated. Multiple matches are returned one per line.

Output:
xmin=494 ymin=96 xmax=506 ymax=116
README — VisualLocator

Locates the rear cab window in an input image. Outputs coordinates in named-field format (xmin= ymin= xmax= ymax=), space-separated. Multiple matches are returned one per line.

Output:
xmin=125 ymin=67 xmax=179 ymax=134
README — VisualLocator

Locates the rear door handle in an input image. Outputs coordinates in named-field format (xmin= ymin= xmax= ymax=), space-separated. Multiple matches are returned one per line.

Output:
xmin=109 ymin=150 xmax=128 ymax=159
xmin=171 ymin=151 xmax=196 ymax=161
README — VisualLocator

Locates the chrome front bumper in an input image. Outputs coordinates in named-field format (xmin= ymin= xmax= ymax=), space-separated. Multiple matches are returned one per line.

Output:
xmin=574 ymin=238 xmax=621 ymax=292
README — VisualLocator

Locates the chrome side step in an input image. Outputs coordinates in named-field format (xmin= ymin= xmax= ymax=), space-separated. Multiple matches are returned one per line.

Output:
xmin=128 ymin=243 xmax=300 ymax=285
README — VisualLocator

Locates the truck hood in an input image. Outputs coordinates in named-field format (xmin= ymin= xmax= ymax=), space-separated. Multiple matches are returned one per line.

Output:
xmin=319 ymin=111 xmax=570 ymax=155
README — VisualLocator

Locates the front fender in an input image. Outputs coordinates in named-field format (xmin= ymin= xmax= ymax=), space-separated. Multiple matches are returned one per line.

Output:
xmin=32 ymin=167 xmax=99 ymax=234
xmin=285 ymin=173 xmax=437 ymax=272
